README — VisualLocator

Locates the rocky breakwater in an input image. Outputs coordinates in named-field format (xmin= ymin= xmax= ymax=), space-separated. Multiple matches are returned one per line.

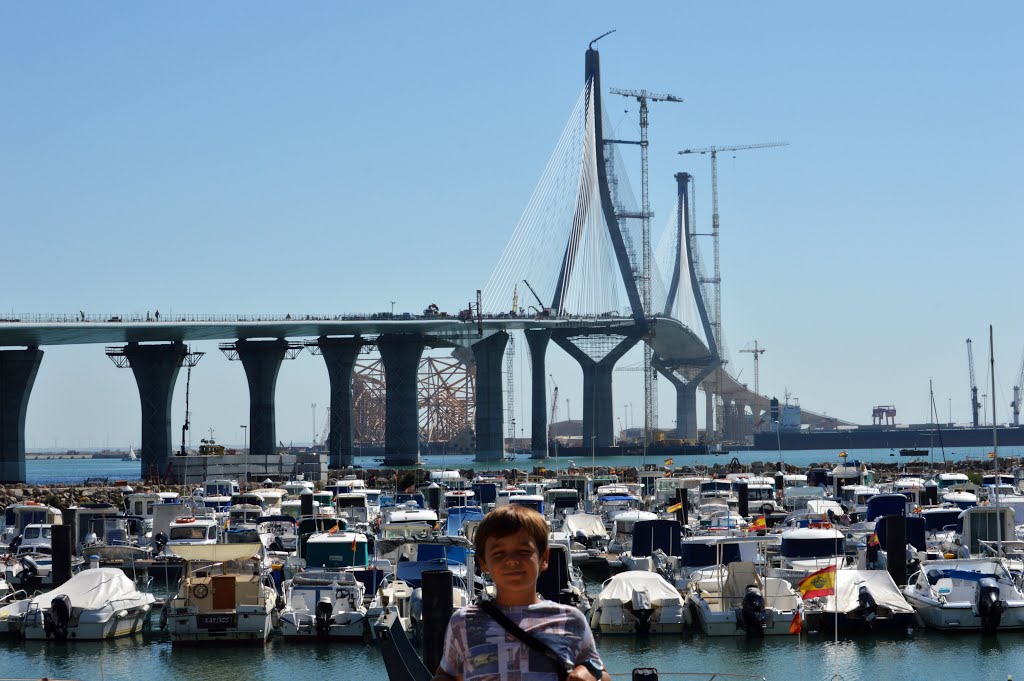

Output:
xmin=0 ymin=482 xmax=191 ymax=513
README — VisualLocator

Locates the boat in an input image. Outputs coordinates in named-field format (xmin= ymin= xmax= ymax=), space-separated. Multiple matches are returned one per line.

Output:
xmin=803 ymin=568 xmax=915 ymax=634
xmin=589 ymin=570 xmax=686 ymax=634
xmin=162 ymin=543 xmax=278 ymax=644
xmin=902 ymin=558 xmax=1024 ymax=631
xmin=686 ymin=561 xmax=804 ymax=637
xmin=899 ymin=448 xmax=928 ymax=457
xmin=279 ymin=569 xmax=368 ymax=641
xmin=19 ymin=567 xmax=155 ymax=640
xmin=122 ymin=446 xmax=138 ymax=462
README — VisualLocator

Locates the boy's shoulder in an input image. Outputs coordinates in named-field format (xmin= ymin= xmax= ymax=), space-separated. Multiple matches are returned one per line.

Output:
xmin=453 ymin=600 xmax=587 ymax=626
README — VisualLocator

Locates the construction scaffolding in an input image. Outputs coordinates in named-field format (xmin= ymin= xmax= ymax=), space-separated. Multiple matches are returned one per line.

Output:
xmin=352 ymin=355 xmax=476 ymax=450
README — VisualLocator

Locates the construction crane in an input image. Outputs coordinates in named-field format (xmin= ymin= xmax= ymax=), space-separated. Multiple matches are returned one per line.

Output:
xmin=317 ymin=407 xmax=331 ymax=447
xmin=967 ymin=338 xmax=980 ymax=427
xmin=609 ymin=88 xmax=683 ymax=444
xmin=740 ymin=341 xmax=767 ymax=396
xmin=549 ymin=381 xmax=559 ymax=443
xmin=521 ymin=279 xmax=552 ymax=317
xmin=678 ymin=141 xmax=788 ymax=439
xmin=1012 ymin=347 xmax=1024 ymax=426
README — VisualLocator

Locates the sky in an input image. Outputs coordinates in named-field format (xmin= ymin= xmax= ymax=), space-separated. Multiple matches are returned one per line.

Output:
xmin=2 ymin=3 xmax=1023 ymax=450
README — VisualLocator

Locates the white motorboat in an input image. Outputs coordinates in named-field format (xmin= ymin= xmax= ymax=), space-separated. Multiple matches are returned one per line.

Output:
xmin=589 ymin=570 xmax=685 ymax=634
xmin=280 ymin=569 xmax=367 ymax=641
xmin=803 ymin=568 xmax=915 ymax=634
xmin=687 ymin=561 xmax=803 ymax=637
xmin=768 ymin=527 xmax=848 ymax=586
xmin=163 ymin=543 xmax=278 ymax=644
xmin=903 ymin=558 xmax=1024 ymax=631
xmin=19 ymin=568 xmax=155 ymax=640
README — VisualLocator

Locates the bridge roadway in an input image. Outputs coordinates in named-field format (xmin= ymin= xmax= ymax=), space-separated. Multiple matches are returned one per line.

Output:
xmin=0 ymin=313 xmax=721 ymax=482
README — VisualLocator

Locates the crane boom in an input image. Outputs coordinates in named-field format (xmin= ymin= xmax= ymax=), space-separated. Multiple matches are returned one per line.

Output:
xmin=967 ymin=338 xmax=980 ymax=427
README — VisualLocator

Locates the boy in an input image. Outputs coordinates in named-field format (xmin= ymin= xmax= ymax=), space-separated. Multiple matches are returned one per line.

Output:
xmin=434 ymin=504 xmax=608 ymax=681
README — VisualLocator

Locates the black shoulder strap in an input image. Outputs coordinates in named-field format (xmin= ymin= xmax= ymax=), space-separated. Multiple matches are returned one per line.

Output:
xmin=477 ymin=600 xmax=569 ymax=681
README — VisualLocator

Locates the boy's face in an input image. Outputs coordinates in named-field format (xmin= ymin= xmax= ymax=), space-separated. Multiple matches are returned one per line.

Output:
xmin=479 ymin=528 xmax=549 ymax=604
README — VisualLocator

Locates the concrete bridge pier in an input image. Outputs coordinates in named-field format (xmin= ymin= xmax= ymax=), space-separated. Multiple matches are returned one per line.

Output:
xmin=472 ymin=331 xmax=509 ymax=462
xmin=377 ymin=334 xmax=427 ymax=466
xmin=705 ymin=388 xmax=714 ymax=442
xmin=233 ymin=339 xmax=291 ymax=460
xmin=122 ymin=342 xmax=187 ymax=479
xmin=313 ymin=337 xmax=364 ymax=469
xmin=655 ymin=365 xmax=698 ymax=441
xmin=524 ymin=330 xmax=551 ymax=458
xmin=0 ymin=348 xmax=43 ymax=483
xmin=553 ymin=333 xmax=639 ymax=448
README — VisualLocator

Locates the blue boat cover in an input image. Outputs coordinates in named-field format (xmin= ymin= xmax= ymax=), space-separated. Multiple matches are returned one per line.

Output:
xmin=865 ymin=494 xmax=906 ymax=522
xmin=874 ymin=515 xmax=926 ymax=551
xmin=630 ymin=519 xmax=682 ymax=558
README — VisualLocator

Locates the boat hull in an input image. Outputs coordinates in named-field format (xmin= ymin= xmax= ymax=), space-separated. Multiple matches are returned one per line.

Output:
xmin=168 ymin=608 xmax=273 ymax=645
xmin=23 ymin=608 xmax=151 ymax=640
xmin=904 ymin=593 xmax=1024 ymax=631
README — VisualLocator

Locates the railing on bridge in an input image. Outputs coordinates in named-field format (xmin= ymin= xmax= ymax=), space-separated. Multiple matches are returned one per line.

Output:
xmin=0 ymin=311 xmax=639 ymax=326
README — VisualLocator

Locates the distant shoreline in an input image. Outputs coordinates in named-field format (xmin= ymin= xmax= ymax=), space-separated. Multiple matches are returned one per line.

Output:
xmin=26 ymin=452 xmax=129 ymax=460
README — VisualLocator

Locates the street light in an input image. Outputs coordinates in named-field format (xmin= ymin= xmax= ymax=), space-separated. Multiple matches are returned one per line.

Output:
xmin=591 ymin=435 xmax=596 ymax=475
xmin=240 ymin=425 xmax=247 ymax=450
xmin=773 ymin=420 xmax=783 ymax=472
xmin=390 ymin=300 xmax=395 ymax=316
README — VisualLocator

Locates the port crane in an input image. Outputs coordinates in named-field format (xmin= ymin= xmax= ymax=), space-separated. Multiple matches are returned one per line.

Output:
xmin=521 ymin=279 xmax=552 ymax=317
xmin=678 ymin=141 xmax=788 ymax=439
xmin=967 ymin=338 xmax=980 ymax=427
xmin=1012 ymin=347 xmax=1024 ymax=426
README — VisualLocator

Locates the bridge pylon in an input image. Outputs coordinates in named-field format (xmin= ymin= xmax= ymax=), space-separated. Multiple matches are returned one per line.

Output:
xmin=0 ymin=347 xmax=43 ymax=483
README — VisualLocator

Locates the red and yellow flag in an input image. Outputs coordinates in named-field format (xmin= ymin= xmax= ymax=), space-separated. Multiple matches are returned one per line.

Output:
xmin=788 ymin=610 xmax=803 ymax=635
xmin=867 ymin=532 xmax=879 ymax=547
xmin=664 ymin=458 xmax=675 ymax=466
xmin=351 ymin=535 xmax=358 ymax=553
xmin=746 ymin=515 xmax=767 ymax=532
xmin=667 ymin=501 xmax=683 ymax=513
xmin=798 ymin=564 xmax=837 ymax=599
xmin=328 ymin=523 xmax=339 ymax=534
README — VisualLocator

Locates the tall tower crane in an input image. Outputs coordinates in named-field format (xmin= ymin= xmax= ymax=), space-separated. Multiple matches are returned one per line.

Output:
xmin=1012 ymin=347 xmax=1024 ymax=426
xmin=677 ymin=141 xmax=788 ymax=439
xmin=740 ymin=341 xmax=767 ymax=396
xmin=609 ymin=87 xmax=683 ymax=445
xmin=967 ymin=338 xmax=980 ymax=427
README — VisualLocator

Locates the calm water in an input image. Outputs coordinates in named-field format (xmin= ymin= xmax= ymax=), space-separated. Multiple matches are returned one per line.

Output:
xmin=25 ymin=444 xmax=1024 ymax=485
xmin=3 ymin=616 xmax=1024 ymax=680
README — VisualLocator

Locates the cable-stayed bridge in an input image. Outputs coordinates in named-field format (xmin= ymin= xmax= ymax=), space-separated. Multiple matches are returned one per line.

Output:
xmin=0 ymin=45 xmax=836 ymax=483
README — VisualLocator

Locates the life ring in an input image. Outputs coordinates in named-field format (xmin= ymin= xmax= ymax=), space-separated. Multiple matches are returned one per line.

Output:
xmin=176 ymin=516 xmax=196 ymax=523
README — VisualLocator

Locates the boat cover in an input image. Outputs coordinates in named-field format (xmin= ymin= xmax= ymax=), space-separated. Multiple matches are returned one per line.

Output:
xmin=29 ymin=568 xmax=153 ymax=611
xmin=563 ymin=514 xmax=608 ymax=540
xmin=594 ymin=571 xmax=681 ymax=607
xmin=814 ymin=569 xmax=914 ymax=615
xmin=169 ymin=543 xmax=262 ymax=562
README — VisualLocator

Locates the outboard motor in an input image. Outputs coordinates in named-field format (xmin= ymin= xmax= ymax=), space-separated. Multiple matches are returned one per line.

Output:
xmin=8 ymin=534 xmax=22 ymax=555
xmin=850 ymin=585 xmax=878 ymax=626
xmin=976 ymin=577 xmax=1005 ymax=633
xmin=739 ymin=585 xmax=767 ymax=637
xmin=19 ymin=555 xmax=39 ymax=582
xmin=151 ymin=532 xmax=168 ymax=558
xmin=314 ymin=596 xmax=334 ymax=637
xmin=45 ymin=593 xmax=73 ymax=640
xmin=628 ymin=588 xmax=654 ymax=634
xmin=269 ymin=535 xmax=285 ymax=552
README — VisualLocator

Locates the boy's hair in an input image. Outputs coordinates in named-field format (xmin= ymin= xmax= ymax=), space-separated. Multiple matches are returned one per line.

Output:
xmin=474 ymin=504 xmax=548 ymax=559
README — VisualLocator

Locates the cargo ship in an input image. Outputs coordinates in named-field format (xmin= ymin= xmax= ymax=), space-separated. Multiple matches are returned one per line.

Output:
xmin=752 ymin=424 xmax=1024 ymax=451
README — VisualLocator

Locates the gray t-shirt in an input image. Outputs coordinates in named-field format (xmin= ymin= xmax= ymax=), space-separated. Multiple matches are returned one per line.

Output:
xmin=439 ymin=600 xmax=603 ymax=681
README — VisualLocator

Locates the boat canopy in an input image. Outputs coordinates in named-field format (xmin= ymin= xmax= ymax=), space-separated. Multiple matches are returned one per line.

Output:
xmin=169 ymin=542 xmax=262 ymax=562
xmin=563 ymin=513 xmax=608 ymax=541
xmin=29 ymin=568 xmax=151 ymax=611
xmin=630 ymin=519 xmax=682 ymax=558
xmin=813 ymin=569 xmax=914 ymax=616
xmin=594 ymin=571 xmax=681 ymax=606
xmin=865 ymin=494 xmax=907 ymax=522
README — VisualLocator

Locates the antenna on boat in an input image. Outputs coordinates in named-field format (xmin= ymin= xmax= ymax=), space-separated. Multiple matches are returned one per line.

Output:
xmin=990 ymin=324 xmax=1002 ymax=556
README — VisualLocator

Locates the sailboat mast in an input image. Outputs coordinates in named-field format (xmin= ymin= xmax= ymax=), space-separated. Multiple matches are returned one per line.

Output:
xmin=990 ymin=324 xmax=1001 ymax=552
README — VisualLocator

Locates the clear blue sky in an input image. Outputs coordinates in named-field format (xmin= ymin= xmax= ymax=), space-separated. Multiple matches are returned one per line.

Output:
xmin=2 ymin=3 xmax=1022 ymax=449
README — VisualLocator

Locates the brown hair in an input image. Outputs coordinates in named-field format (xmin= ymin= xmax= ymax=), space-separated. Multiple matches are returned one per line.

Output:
xmin=474 ymin=504 xmax=549 ymax=559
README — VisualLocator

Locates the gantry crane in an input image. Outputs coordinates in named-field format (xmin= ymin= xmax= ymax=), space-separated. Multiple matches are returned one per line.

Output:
xmin=609 ymin=87 xmax=683 ymax=444
xmin=678 ymin=141 xmax=788 ymax=438
xmin=1012 ymin=347 xmax=1024 ymax=426
xmin=967 ymin=338 xmax=980 ymax=427
xmin=740 ymin=341 xmax=767 ymax=396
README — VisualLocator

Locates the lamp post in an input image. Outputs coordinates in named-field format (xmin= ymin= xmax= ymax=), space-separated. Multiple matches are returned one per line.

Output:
xmin=774 ymin=420 xmax=783 ymax=471
xmin=241 ymin=425 xmax=247 ymax=451
xmin=390 ymin=300 xmax=395 ymax=316
xmin=591 ymin=435 xmax=596 ymax=475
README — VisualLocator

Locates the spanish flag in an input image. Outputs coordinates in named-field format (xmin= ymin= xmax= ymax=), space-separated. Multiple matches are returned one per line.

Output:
xmin=867 ymin=532 xmax=879 ymax=547
xmin=798 ymin=564 xmax=837 ymax=598
xmin=667 ymin=501 xmax=683 ymax=513
xmin=664 ymin=458 xmax=674 ymax=466
xmin=328 ymin=523 xmax=339 ymax=535
xmin=351 ymin=535 xmax=358 ymax=553
xmin=988 ymin=451 xmax=997 ymax=459
xmin=747 ymin=515 xmax=767 ymax=531
xmin=788 ymin=610 xmax=803 ymax=635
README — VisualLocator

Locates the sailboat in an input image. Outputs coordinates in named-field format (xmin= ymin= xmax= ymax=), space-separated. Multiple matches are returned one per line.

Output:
xmin=122 ymin=445 xmax=138 ymax=462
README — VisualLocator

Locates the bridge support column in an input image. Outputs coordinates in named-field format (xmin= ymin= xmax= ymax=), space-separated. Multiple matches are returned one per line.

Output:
xmin=655 ymin=366 xmax=698 ymax=441
xmin=315 ymin=337 xmax=364 ymax=469
xmin=553 ymin=333 xmax=639 ymax=448
xmin=122 ymin=342 xmax=187 ymax=479
xmin=234 ymin=339 xmax=290 ymax=460
xmin=377 ymin=335 xmax=426 ymax=466
xmin=472 ymin=332 xmax=509 ymax=462
xmin=524 ymin=330 xmax=551 ymax=458
xmin=0 ymin=348 xmax=43 ymax=483
xmin=704 ymin=387 xmax=714 ymax=442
